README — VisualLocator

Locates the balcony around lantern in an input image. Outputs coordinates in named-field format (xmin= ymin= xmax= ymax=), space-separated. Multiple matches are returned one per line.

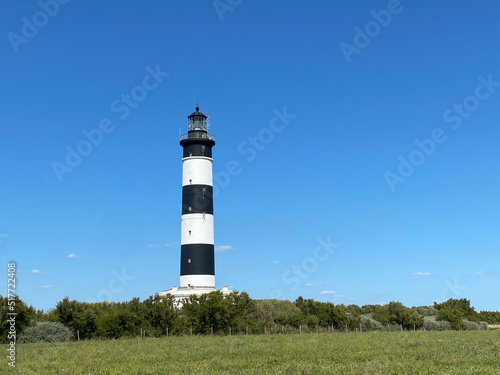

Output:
xmin=180 ymin=132 xmax=215 ymax=141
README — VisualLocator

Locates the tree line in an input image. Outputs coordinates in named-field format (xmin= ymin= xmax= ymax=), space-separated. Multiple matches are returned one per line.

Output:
xmin=1 ymin=293 xmax=499 ymax=342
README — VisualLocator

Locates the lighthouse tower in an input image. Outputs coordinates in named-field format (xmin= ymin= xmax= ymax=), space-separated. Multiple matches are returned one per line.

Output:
xmin=157 ymin=104 xmax=230 ymax=303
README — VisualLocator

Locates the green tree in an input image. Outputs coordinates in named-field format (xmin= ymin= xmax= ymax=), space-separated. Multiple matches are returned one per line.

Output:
xmin=372 ymin=302 xmax=423 ymax=329
xmin=434 ymin=299 xmax=479 ymax=329
xmin=0 ymin=295 xmax=36 ymax=343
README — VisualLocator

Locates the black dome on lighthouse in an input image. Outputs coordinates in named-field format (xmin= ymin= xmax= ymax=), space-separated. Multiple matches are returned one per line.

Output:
xmin=187 ymin=105 xmax=207 ymax=119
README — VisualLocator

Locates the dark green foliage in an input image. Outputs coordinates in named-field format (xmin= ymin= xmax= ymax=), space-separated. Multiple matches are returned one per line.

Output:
xmin=478 ymin=310 xmax=500 ymax=324
xmin=415 ymin=306 xmax=439 ymax=317
xmin=434 ymin=299 xmax=479 ymax=329
xmin=424 ymin=299 xmax=488 ymax=331
xmin=372 ymin=302 xmax=423 ymax=329
xmin=3 ymin=294 xmax=500 ymax=340
xmin=360 ymin=315 xmax=383 ymax=331
xmin=0 ymin=295 xmax=36 ymax=343
xmin=254 ymin=299 xmax=303 ymax=330
xmin=21 ymin=321 xmax=72 ymax=343
xmin=360 ymin=304 xmax=380 ymax=315
xmin=294 ymin=298 xmax=361 ymax=330
xmin=181 ymin=291 xmax=258 ymax=334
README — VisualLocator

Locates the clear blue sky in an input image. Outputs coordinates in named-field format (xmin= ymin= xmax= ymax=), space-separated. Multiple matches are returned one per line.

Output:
xmin=1 ymin=1 xmax=499 ymax=312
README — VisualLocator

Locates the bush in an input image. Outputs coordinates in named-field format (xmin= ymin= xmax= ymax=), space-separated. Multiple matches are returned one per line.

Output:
xmin=462 ymin=319 xmax=479 ymax=331
xmin=423 ymin=316 xmax=450 ymax=331
xmin=360 ymin=315 xmax=384 ymax=331
xmin=21 ymin=322 xmax=72 ymax=343
xmin=415 ymin=306 xmax=438 ymax=317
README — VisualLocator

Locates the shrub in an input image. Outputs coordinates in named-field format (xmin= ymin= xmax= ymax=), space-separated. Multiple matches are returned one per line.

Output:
xmin=371 ymin=302 xmax=423 ymax=329
xmin=415 ymin=306 xmax=438 ymax=317
xmin=423 ymin=316 xmax=450 ymax=331
xmin=462 ymin=319 xmax=479 ymax=331
xmin=21 ymin=322 xmax=72 ymax=343
xmin=360 ymin=315 xmax=384 ymax=331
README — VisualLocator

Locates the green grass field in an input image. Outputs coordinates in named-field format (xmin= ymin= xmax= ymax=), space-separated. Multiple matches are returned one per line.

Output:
xmin=9 ymin=330 xmax=500 ymax=374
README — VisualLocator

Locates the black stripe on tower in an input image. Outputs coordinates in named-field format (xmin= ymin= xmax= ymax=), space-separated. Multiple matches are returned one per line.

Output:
xmin=182 ymin=142 xmax=214 ymax=158
xmin=182 ymin=185 xmax=213 ymax=215
xmin=180 ymin=244 xmax=215 ymax=275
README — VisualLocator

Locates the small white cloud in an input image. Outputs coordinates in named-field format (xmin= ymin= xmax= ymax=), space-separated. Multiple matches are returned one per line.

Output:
xmin=67 ymin=253 xmax=81 ymax=259
xmin=477 ymin=270 xmax=495 ymax=275
xmin=321 ymin=291 xmax=341 ymax=301
xmin=215 ymin=245 xmax=233 ymax=253
xmin=305 ymin=282 xmax=323 ymax=287
xmin=30 ymin=269 xmax=46 ymax=274
xmin=271 ymin=260 xmax=279 ymax=264
xmin=411 ymin=272 xmax=431 ymax=278
xmin=41 ymin=285 xmax=52 ymax=289
xmin=321 ymin=290 xmax=340 ymax=297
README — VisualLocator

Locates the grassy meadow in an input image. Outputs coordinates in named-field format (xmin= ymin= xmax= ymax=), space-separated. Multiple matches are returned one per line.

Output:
xmin=10 ymin=330 xmax=500 ymax=374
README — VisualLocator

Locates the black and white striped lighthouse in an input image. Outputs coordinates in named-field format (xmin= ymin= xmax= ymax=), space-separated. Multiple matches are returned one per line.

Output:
xmin=179 ymin=105 xmax=215 ymax=289
xmin=157 ymin=104 xmax=230 ymax=302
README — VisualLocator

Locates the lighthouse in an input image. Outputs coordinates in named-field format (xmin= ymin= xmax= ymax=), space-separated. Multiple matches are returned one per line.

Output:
xmin=157 ymin=104 xmax=230 ymax=303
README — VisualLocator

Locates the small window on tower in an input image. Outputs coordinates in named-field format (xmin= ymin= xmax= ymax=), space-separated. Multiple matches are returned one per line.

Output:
xmin=188 ymin=230 xmax=191 ymax=235
xmin=188 ymin=206 xmax=192 ymax=212
xmin=189 ymin=179 xmax=192 ymax=184
xmin=188 ymin=258 xmax=191 ymax=263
